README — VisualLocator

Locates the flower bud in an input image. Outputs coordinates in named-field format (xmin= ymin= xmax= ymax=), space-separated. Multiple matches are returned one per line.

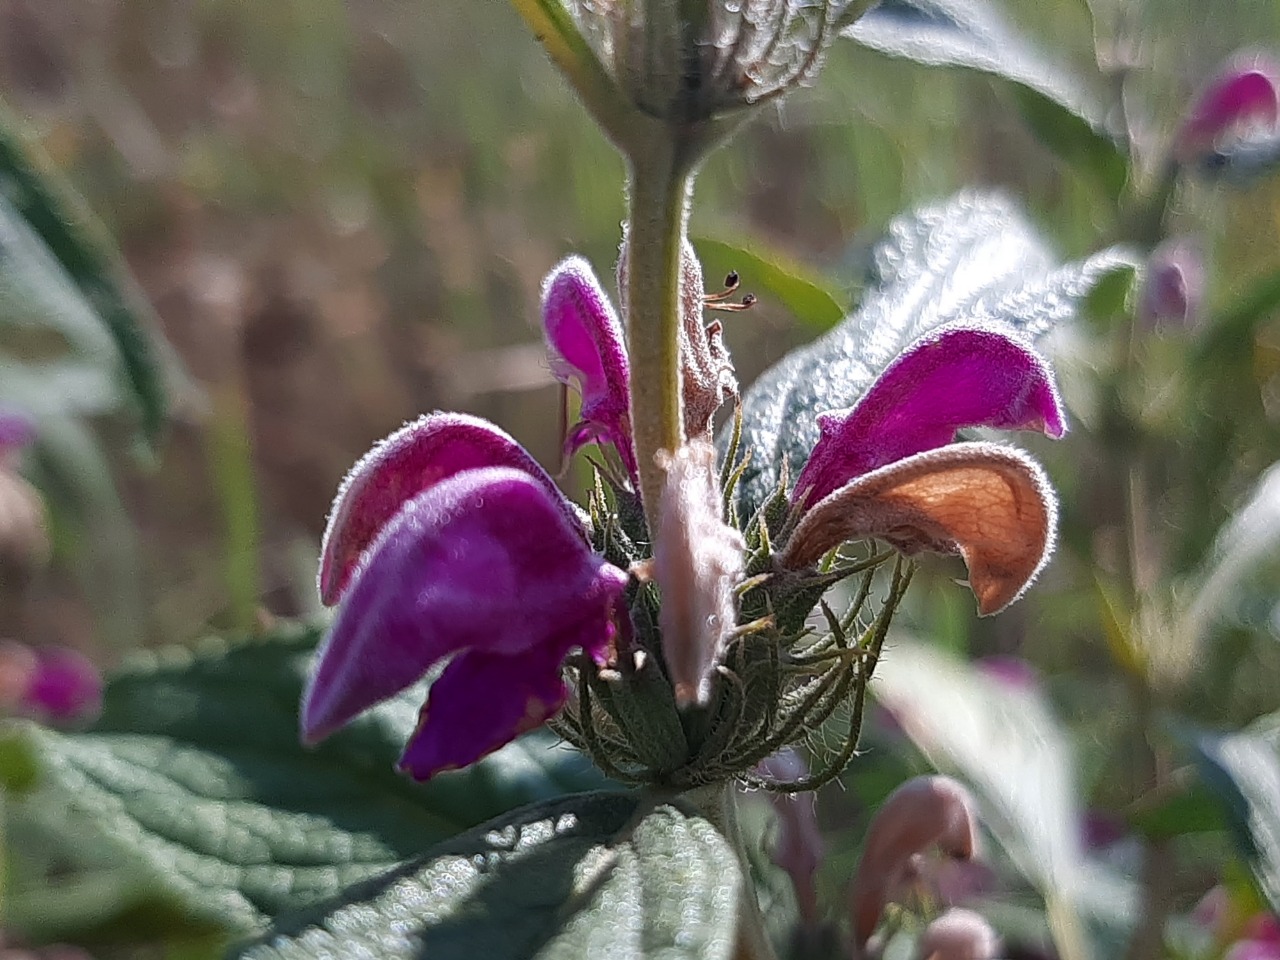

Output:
xmin=653 ymin=440 xmax=745 ymax=706
xmin=1136 ymin=238 xmax=1205 ymax=332
xmin=917 ymin=908 xmax=999 ymax=960
xmin=573 ymin=0 xmax=853 ymax=127
xmin=849 ymin=776 xmax=980 ymax=950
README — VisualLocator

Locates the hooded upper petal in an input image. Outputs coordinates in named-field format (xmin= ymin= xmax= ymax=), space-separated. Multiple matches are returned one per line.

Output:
xmin=782 ymin=443 xmax=1056 ymax=615
xmin=541 ymin=256 xmax=636 ymax=478
xmin=792 ymin=324 xmax=1065 ymax=507
xmin=397 ymin=644 xmax=571 ymax=780
xmin=302 ymin=466 xmax=629 ymax=745
xmin=319 ymin=413 xmax=576 ymax=606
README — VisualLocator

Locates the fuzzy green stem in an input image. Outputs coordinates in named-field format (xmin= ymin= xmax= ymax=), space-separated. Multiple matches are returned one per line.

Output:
xmin=625 ymin=145 xmax=695 ymax=528
xmin=682 ymin=782 xmax=779 ymax=960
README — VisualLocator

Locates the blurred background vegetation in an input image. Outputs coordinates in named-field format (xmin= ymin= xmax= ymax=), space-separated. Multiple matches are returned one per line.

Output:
xmin=3 ymin=0 xmax=1280 ymax=955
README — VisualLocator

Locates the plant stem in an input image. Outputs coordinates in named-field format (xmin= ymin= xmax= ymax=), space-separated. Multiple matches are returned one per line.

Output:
xmin=625 ymin=143 xmax=694 ymax=527
xmin=683 ymin=782 xmax=779 ymax=960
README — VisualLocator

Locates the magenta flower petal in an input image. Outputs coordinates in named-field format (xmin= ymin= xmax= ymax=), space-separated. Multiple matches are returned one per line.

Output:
xmin=0 ymin=410 xmax=36 ymax=454
xmin=302 ymin=465 xmax=627 ymax=748
xmin=1176 ymin=53 xmax=1280 ymax=159
xmin=397 ymin=646 xmax=569 ymax=780
xmin=23 ymin=647 xmax=102 ymax=725
xmin=319 ymin=413 xmax=576 ymax=606
xmin=792 ymin=323 xmax=1065 ymax=506
xmin=541 ymin=256 xmax=636 ymax=479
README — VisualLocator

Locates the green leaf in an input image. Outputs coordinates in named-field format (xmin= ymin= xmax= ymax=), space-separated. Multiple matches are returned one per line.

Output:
xmin=1191 ymin=715 xmax=1280 ymax=913
xmin=234 ymin=792 xmax=740 ymax=960
xmin=873 ymin=644 xmax=1134 ymax=960
xmin=7 ymin=626 xmax=609 ymax=940
xmin=0 ymin=102 xmax=168 ymax=442
xmin=1194 ymin=267 xmax=1280 ymax=368
xmin=693 ymin=236 xmax=846 ymax=331
xmin=1183 ymin=460 xmax=1280 ymax=649
xmin=844 ymin=0 xmax=1127 ymax=200
xmin=727 ymin=190 xmax=1133 ymax=518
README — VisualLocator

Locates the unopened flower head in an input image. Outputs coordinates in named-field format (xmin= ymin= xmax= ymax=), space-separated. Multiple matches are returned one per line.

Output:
xmin=571 ymin=0 xmax=867 ymax=124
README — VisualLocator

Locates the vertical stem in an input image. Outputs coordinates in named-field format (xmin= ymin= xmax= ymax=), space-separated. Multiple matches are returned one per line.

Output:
xmin=683 ymin=782 xmax=779 ymax=960
xmin=625 ymin=143 xmax=694 ymax=528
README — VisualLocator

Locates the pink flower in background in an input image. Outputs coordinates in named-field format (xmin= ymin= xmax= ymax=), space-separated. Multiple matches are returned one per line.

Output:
xmin=758 ymin=748 xmax=825 ymax=925
xmin=1176 ymin=52 xmax=1280 ymax=162
xmin=0 ymin=640 xmax=101 ymax=727
xmin=1137 ymin=239 xmax=1206 ymax=331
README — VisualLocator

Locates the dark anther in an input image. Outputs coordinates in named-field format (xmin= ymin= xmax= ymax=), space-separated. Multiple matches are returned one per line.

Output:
xmin=705 ymin=271 xmax=755 ymax=313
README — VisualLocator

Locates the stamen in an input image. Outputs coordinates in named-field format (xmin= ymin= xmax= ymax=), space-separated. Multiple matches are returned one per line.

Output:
xmin=703 ymin=270 xmax=742 ymax=302
xmin=707 ymin=293 xmax=758 ymax=313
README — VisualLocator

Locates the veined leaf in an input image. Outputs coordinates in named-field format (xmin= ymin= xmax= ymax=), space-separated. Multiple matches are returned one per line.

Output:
xmin=727 ymin=190 xmax=1132 ymax=518
xmin=844 ymin=0 xmax=1127 ymax=199
xmin=235 ymin=793 xmax=740 ymax=960
xmin=7 ymin=626 xmax=609 ymax=940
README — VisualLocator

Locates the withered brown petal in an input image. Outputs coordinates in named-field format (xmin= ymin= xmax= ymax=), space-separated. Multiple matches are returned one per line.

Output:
xmin=781 ymin=443 xmax=1055 ymax=616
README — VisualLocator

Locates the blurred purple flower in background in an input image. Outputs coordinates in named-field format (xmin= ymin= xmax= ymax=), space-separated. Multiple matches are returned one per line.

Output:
xmin=758 ymin=748 xmax=825 ymax=925
xmin=0 ymin=640 xmax=101 ymax=727
xmin=1137 ymin=238 xmax=1206 ymax=332
xmin=1175 ymin=52 xmax=1280 ymax=162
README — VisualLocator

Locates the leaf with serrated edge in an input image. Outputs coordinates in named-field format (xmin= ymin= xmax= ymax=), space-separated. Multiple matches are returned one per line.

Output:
xmin=727 ymin=190 xmax=1133 ymax=519
xmin=9 ymin=627 xmax=608 ymax=938
xmin=234 ymin=793 xmax=740 ymax=960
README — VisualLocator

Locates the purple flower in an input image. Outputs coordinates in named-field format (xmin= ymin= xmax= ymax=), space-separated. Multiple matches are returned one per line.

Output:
xmin=304 ymin=415 xmax=629 ymax=780
xmin=792 ymin=323 xmax=1064 ymax=507
xmin=782 ymin=324 xmax=1064 ymax=614
xmin=541 ymin=257 xmax=637 ymax=480
xmin=11 ymin=645 xmax=102 ymax=726
xmin=318 ymin=412 xmax=578 ymax=606
xmin=849 ymin=775 xmax=979 ymax=951
xmin=26 ymin=648 xmax=102 ymax=724
xmin=1137 ymin=238 xmax=1205 ymax=332
xmin=0 ymin=409 xmax=36 ymax=456
xmin=1176 ymin=52 xmax=1280 ymax=162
